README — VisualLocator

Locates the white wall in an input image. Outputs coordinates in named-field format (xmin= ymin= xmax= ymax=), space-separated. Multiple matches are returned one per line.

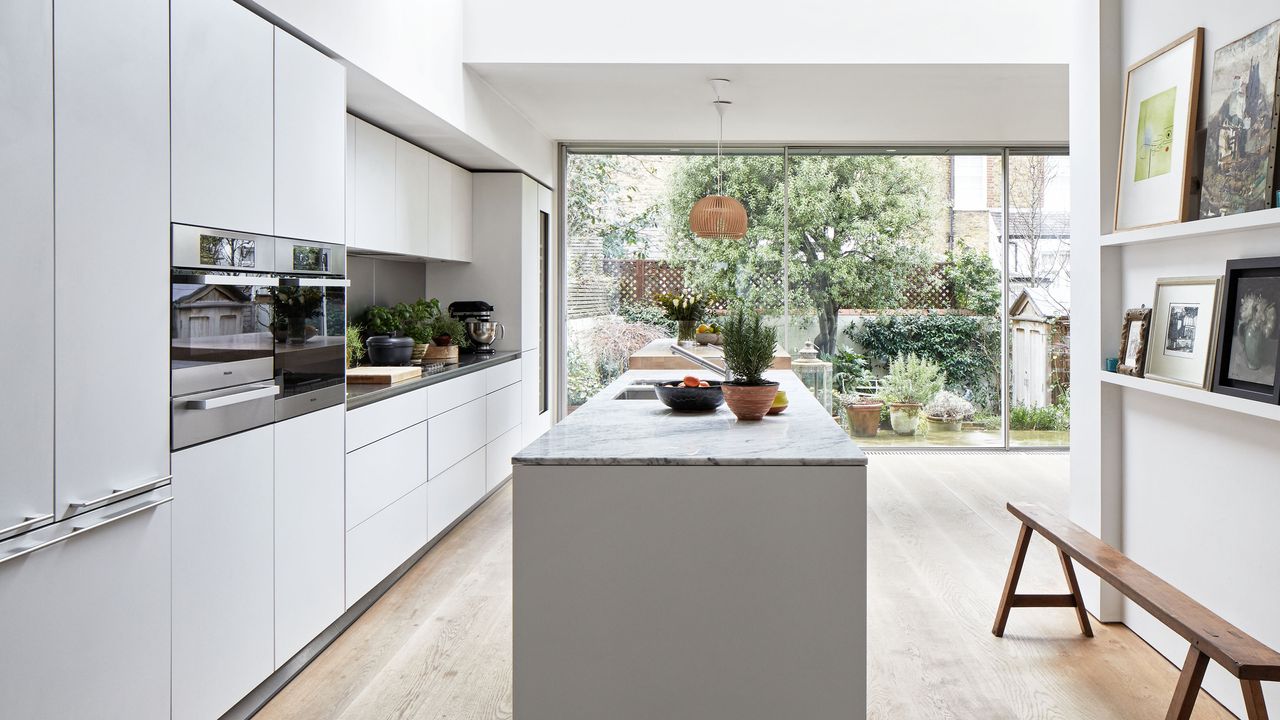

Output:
xmin=1074 ymin=1 xmax=1280 ymax=715
xmin=464 ymin=0 xmax=1070 ymax=64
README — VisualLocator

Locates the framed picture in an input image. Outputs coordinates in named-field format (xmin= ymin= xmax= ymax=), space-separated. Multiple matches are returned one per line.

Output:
xmin=1115 ymin=28 xmax=1204 ymax=231
xmin=1200 ymin=20 xmax=1280 ymax=219
xmin=1146 ymin=276 xmax=1222 ymax=388
xmin=1117 ymin=307 xmax=1152 ymax=377
xmin=1213 ymin=257 xmax=1280 ymax=403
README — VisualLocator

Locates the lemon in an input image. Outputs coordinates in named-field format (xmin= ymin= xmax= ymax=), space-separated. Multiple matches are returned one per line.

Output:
xmin=771 ymin=390 xmax=789 ymax=408
xmin=696 ymin=323 xmax=712 ymax=334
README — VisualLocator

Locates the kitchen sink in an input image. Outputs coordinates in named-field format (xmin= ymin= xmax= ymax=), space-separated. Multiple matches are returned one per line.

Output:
xmin=612 ymin=382 xmax=664 ymax=400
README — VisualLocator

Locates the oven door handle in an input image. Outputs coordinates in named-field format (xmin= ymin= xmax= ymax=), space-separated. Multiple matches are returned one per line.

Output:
xmin=186 ymin=384 xmax=279 ymax=410
xmin=279 ymin=277 xmax=350 ymax=288
xmin=173 ymin=273 xmax=280 ymax=287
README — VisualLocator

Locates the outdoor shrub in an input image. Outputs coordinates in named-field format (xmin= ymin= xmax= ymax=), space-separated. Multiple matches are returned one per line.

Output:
xmin=619 ymin=302 xmax=676 ymax=335
xmin=567 ymin=344 xmax=604 ymax=407
xmin=824 ymin=348 xmax=874 ymax=395
xmin=1009 ymin=403 xmax=1069 ymax=431
xmin=848 ymin=312 xmax=1000 ymax=411
xmin=943 ymin=247 xmax=1001 ymax=316
xmin=881 ymin=353 xmax=945 ymax=405
xmin=924 ymin=390 xmax=974 ymax=421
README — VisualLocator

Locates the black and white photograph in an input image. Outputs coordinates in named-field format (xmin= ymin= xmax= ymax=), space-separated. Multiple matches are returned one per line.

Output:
xmin=1146 ymin=277 xmax=1220 ymax=388
xmin=1163 ymin=303 xmax=1198 ymax=356
xmin=1213 ymin=258 xmax=1280 ymax=402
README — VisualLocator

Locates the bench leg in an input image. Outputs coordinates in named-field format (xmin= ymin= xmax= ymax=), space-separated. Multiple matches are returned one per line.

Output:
xmin=1058 ymin=549 xmax=1093 ymax=638
xmin=993 ymin=523 xmax=1033 ymax=637
xmin=1242 ymin=678 xmax=1269 ymax=720
xmin=1165 ymin=646 xmax=1210 ymax=720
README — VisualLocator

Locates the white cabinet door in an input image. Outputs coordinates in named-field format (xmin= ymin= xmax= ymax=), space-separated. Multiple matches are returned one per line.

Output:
xmin=427 ymin=153 xmax=453 ymax=259
xmin=522 ymin=350 xmax=551 ymax=444
xmin=345 ymin=484 xmax=427 ymax=607
xmin=486 ymin=425 xmax=523 ymax=493
xmin=0 ymin=490 xmax=171 ymax=720
xmin=0 ymin=0 xmax=54 ymax=533
xmin=353 ymin=117 xmax=397 ymax=252
xmin=345 ymin=115 xmax=356 ymax=244
xmin=274 ymin=28 xmax=345 ymax=245
xmin=173 ymin=427 xmax=275 ymax=720
xmin=452 ymin=163 xmax=473 ymax=262
xmin=427 ymin=447 xmax=485 ymax=540
xmin=426 ymin=371 xmax=487 ymax=418
xmin=346 ymin=422 xmax=429 ymax=530
xmin=54 ymin=0 xmax=170 ymax=520
xmin=171 ymin=0 xmax=272 ymax=234
xmin=346 ymin=386 xmax=428 ymax=451
xmin=275 ymin=406 xmax=344 ymax=666
xmin=428 ymin=397 xmax=486 ymax=478
xmin=520 ymin=176 xmax=541 ymax=351
xmin=486 ymin=381 xmax=522 ymax=442
xmin=485 ymin=358 xmax=522 ymax=394
xmin=395 ymin=138 xmax=431 ymax=256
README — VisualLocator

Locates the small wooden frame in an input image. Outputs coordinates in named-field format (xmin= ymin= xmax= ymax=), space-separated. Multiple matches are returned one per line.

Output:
xmin=994 ymin=502 xmax=1280 ymax=720
xmin=1117 ymin=307 xmax=1152 ymax=377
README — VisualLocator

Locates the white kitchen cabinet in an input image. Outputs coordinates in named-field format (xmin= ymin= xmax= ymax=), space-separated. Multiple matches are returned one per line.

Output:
xmin=486 ymin=358 xmax=522 ymax=393
xmin=346 ymin=422 xmax=429 ymax=530
xmin=352 ymin=116 xmax=398 ymax=252
xmin=427 ymin=370 xmax=487 ymax=417
xmin=274 ymin=28 xmax=345 ymax=245
xmin=346 ymin=386 xmax=429 ymax=451
xmin=452 ymin=162 xmax=474 ymax=261
xmin=54 ymin=0 xmax=170 ymax=520
xmin=346 ymin=484 xmax=427 ymax=607
xmin=486 ymin=425 xmax=523 ymax=493
xmin=0 ymin=489 xmax=172 ymax=720
xmin=428 ymin=153 xmax=453 ymax=259
xmin=523 ymin=350 xmax=552 ymax=444
xmin=171 ymin=0 xmax=273 ymax=234
xmin=275 ymin=406 xmax=345 ymax=666
xmin=0 ymin=0 xmax=54 ymax=535
xmin=427 ymin=447 xmax=485 ymax=540
xmin=345 ymin=115 xmax=356 ymax=244
xmin=396 ymin=138 xmax=432 ymax=256
xmin=486 ymin=381 xmax=522 ymax=442
xmin=428 ymin=397 xmax=487 ymax=478
xmin=173 ymin=426 xmax=275 ymax=720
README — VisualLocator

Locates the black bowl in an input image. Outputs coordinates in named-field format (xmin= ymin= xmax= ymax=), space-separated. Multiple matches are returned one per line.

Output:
xmin=653 ymin=380 xmax=724 ymax=413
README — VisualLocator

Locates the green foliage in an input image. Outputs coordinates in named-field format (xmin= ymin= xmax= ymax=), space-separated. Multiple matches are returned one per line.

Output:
xmin=401 ymin=298 xmax=441 ymax=344
xmin=720 ymin=306 xmax=778 ymax=385
xmin=924 ymin=390 xmax=974 ymax=421
xmin=362 ymin=304 xmax=409 ymax=336
xmin=425 ymin=315 xmax=468 ymax=346
xmin=566 ymin=154 xmax=659 ymax=259
xmin=664 ymin=154 xmax=939 ymax=353
xmin=1010 ymin=403 xmax=1070 ymax=432
xmin=943 ymin=246 xmax=1001 ymax=315
xmin=345 ymin=324 xmax=365 ymax=369
xmin=567 ymin=344 xmax=604 ymax=407
xmin=849 ymin=313 xmax=1001 ymax=411
xmin=881 ymin=353 xmax=945 ymax=405
xmin=824 ymin=348 xmax=873 ymax=395
xmin=619 ymin=302 xmax=676 ymax=335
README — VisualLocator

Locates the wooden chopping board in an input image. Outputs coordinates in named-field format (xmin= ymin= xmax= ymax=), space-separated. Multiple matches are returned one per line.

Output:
xmin=347 ymin=366 xmax=423 ymax=384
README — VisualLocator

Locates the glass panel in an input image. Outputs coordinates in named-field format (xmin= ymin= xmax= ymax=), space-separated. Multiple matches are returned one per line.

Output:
xmin=1007 ymin=153 xmax=1071 ymax=447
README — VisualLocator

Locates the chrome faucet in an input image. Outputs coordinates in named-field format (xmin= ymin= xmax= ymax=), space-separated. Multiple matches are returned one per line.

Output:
xmin=670 ymin=343 xmax=729 ymax=379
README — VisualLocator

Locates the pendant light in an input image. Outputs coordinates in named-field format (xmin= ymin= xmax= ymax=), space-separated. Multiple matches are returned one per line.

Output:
xmin=689 ymin=80 xmax=748 ymax=240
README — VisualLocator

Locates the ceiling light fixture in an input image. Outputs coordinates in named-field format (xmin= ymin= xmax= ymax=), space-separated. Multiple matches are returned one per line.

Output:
xmin=689 ymin=79 xmax=747 ymax=240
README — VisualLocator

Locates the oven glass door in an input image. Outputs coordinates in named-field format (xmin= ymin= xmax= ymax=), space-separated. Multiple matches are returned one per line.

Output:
xmin=171 ymin=273 xmax=277 ymax=396
xmin=273 ymin=280 xmax=346 ymax=420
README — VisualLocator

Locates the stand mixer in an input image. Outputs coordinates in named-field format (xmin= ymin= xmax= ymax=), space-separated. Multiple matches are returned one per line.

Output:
xmin=448 ymin=300 xmax=504 ymax=354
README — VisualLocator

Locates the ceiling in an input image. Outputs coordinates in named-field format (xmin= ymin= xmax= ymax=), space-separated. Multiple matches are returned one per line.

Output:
xmin=468 ymin=63 xmax=1069 ymax=148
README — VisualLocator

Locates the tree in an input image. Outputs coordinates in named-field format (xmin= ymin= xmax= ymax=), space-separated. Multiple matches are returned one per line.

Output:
xmin=664 ymin=154 xmax=939 ymax=354
xmin=566 ymin=154 xmax=659 ymax=259
xmin=1006 ymin=155 xmax=1069 ymax=289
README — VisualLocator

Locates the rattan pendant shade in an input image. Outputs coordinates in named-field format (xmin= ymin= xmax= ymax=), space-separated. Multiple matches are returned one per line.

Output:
xmin=690 ymin=90 xmax=748 ymax=240
xmin=689 ymin=195 xmax=747 ymax=239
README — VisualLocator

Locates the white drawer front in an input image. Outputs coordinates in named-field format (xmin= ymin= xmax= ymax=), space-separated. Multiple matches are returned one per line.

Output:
xmin=427 ymin=448 xmax=485 ymax=540
xmin=426 ymin=371 xmax=485 ymax=418
xmin=346 ymin=422 xmax=428 ymax=530
xmin=485 ymin=381 xmax=522 ymax=442
xmin=485 ymin=358 xmax=522 ymax=393
xmin=345 ymin=484 xmax=427 ymax=607
xmin=486 ymin=426 xmax=524 ymax=493
xmin=346 ymin=387 xmax=428 ymax=451
xmin=428 ymin=397 xmax=486 ymax=478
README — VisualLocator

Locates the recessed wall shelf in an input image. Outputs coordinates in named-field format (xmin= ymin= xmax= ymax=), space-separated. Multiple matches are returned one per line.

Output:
xmin=1101 ymin=207 xmax=1280 ymax=249
xmin=1100 ymin=372 xmax=1280 ymax=423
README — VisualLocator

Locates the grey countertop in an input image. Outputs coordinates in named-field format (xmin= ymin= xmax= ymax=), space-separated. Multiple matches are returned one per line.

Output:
xmin=345 ymin=351 xmax=521 ymax=410
xmin=514 ymin=368 xmax=867 ymax=467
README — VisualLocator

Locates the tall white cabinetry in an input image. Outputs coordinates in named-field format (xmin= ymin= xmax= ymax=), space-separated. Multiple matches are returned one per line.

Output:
xmin=352 ymin=116 xmax=400 ymax=252
xmin=396 ymin=137 xmax=433 ymax=256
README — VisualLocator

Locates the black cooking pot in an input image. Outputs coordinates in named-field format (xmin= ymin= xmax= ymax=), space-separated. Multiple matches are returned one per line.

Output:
xmin=366 ymin=335 xmax=415 ymax=366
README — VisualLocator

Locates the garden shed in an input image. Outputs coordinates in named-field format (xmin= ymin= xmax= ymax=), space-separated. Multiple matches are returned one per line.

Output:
xmin=1008 ymin=287 xmax=1070 ymax=408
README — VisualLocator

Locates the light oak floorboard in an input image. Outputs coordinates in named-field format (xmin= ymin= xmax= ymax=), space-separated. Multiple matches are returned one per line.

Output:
xmin=257 ymin=456 xmax=1235 ymax=720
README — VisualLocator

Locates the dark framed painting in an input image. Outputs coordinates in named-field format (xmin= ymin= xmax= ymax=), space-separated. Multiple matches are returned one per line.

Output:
xmin=1200 ymin=19 xmax=1280 ymax=219
xmin=1212 ymin=257 xmax=1280 ymax=403
xmin=1117 ymin=307 xmax=1152 ymax=377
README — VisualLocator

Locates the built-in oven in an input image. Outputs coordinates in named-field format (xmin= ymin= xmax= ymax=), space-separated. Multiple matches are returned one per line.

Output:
xmin=273 ymin=236 xmax=348 ymax=422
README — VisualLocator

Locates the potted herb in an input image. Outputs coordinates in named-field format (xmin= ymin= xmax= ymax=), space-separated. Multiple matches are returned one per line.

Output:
xmin=841 ymin=394 xmax=884 ymax=437
xmin=923 ymin=390 xmax=973 ymax=433
xmin=345 ymin=323 xmax=366 ymax=369
xmin=362 ymin=304 xmax=415 ymax=365
xmin=654 ymin=292 xmax=709 ymax=346
xmin=881 ymin=353 xmax=944 ymax=436
xmin=718 ymin=306 xmax=779 ymax=421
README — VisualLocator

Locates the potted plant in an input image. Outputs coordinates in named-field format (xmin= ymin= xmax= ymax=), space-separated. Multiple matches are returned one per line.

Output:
xmin=718 ymin=306 xmax=779 ymax=421
xmin=654 ymin=291 xmax=709 ymax=346
xmin=362 ymin=304 xmax=415 ymax=365
xmin=345 ymin=323 xmax=366 ymax=369
xmin=924 ymin=390 xmax=973 ymax=433
xmin=881 ymin=353 xmax=944 ymax=435
xmin=841 ymin=394 xmax=884 ymax=437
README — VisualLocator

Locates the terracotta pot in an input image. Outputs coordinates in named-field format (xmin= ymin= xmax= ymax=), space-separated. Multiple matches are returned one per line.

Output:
xmin=844 ymin=401 xmax=882 ymax=437
xmin=889 ymin=402 xmax=923 ymax=435
xmin=721 ymin=381 xmax=779 ymax=421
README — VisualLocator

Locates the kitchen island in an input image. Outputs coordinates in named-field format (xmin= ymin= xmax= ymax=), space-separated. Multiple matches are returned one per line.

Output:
xmin=513 ymin=369 xmax=867 ymax=720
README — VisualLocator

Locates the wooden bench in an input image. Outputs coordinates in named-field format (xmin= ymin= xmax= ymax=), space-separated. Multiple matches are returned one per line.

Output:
xmin=993 ymin=502 xmax=1280 ymax=720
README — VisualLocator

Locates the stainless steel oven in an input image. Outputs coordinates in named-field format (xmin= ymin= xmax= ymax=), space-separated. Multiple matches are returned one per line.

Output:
xmin=273 ymin=236 xmax=348 ymax=421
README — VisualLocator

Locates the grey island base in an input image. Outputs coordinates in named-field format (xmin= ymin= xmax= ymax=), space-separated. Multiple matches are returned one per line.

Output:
xmin=513 ymin=370 xmax=868 ymax=720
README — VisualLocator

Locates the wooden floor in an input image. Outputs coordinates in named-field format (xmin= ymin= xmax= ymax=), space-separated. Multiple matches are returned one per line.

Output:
xmin=257 ymin=455 xmax=1235 ymax=720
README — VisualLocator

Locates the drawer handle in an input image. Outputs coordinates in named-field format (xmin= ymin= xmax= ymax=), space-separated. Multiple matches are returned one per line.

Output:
xmin=279 ymin=277 xmax=350 ymax=288
xmin=0 ymin=497 xmax=172 ymax=566
xmin=0 ymin=514 xmax=55 ymax=543
xmin=66 ymin=475 xmax=172 ymax=515
xmin=186 ymin=384 xmax=278 ymax=410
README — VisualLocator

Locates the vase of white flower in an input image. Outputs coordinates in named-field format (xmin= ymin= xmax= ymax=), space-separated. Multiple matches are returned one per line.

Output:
xmin=1239 ymin=292 xmax=1277 ymax=370
xmin=654 ymin=292 xmax=710 ymax=347
xmin=677 ymin=320 xmax=697 ymax=345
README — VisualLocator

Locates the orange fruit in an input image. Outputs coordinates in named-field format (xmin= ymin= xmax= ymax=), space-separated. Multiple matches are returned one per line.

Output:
xmin=682 ymin=375 xmax=700 ymax=388
xmin=698 ymin=381 xmax=711 ymax=388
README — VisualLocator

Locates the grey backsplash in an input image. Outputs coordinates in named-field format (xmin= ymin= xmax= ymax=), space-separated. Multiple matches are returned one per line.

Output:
xmin=347 ymin=254 xmax=428 ymax=325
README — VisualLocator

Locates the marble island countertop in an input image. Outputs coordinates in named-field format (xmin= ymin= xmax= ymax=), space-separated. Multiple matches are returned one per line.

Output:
xmin=515 ymin=368 xmax=867 ymax=467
